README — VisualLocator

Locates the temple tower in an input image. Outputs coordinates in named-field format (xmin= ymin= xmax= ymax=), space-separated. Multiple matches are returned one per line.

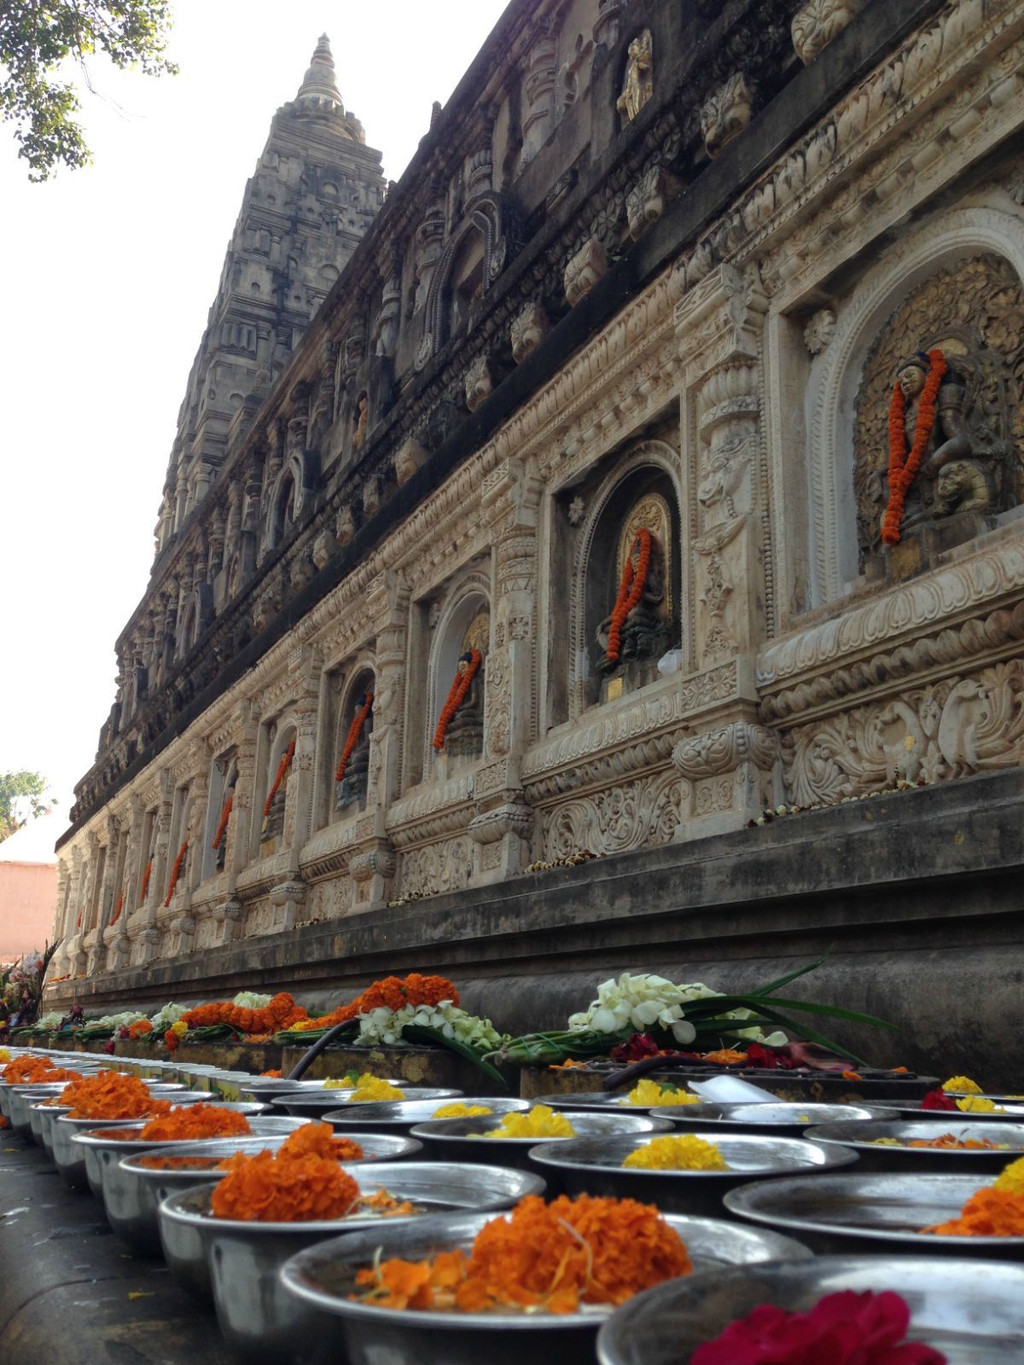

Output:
xmin=154 ymin=36 xmax=385 ymax=554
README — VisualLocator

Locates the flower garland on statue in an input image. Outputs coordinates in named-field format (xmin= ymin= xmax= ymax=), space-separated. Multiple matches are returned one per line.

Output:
xmin=881 ymin=349 xmax=947 ymax=546
xmin=335 ymin=692 xmax=374 ymax=782
xmin=163 ymin=840 xmax=188 ymax=907
xmin=432 ymin=651 xmax=482 ymax=751
xmin=605 ymin=528 xmax=652 ymax=664
xmin=139 ymin=858 xmax=152 ymax=905
xmin=211 ymin=789 xmax=234 ymax=851
xmin=110 ymin=890 xmax=124 ymax=926
xmin=263 ymin=738 xmax=296 ymax=819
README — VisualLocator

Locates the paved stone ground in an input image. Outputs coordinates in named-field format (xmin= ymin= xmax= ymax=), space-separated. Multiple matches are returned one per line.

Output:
xmin=0 ymin=1135 xmax=232 ymax=1363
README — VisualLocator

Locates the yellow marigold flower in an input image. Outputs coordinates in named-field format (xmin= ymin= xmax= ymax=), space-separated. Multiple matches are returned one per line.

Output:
xmin=623 ymin=1134 xmax=729 ymax=1171
xmin=432 ymin=1103 xmax=494 ymax=1118
xmin=483 ymin=1105 xmax=577 ymax=1139
xmin=956 ymin=1096 xmax=1005 ymax=1114
xmin=994 ymin=1157 xmax=1024 ymax=1195
xmin=171 ymin=1020 xmax=189 ymax=1038
xmin=942 ymin=1075 xmax=982 ymax=1093
xmin=347 ymin=1074 xmax=405 ymax=1102
xmin=620 ymin=1079 xmax=700 ymax=1107
xmin=0 ymin=1049 xmax=9 ymax=1063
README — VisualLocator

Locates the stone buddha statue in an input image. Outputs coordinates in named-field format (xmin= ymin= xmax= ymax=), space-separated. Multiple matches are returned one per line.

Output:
xmin=336 ymin=692 xmax=373 ymax=811
xmin=443 ymin=651 xmax=486 ymax=760
xmin=596 ymin=527 xmax=671 ymax=674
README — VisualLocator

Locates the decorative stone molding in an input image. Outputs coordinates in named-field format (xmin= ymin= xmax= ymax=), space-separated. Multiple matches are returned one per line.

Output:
xmin=803 ymin=307 xmax=836 ymax=355
xmin=468 ymin=802 xmax=533 ymax=845
xmin=510 ymin=303 xmax=550 ymax=364
xmin=396 ymin=834 xmax=475 ymax=898
xmin=564 ymin=237 xmax=608 ymax=308
xmin=394 ymin=437 xmax=429 ymax=487
xmin=672 ymin=721 xmax=778 ymax=781
xmin=540 ymin=769 xmax=682 ymax=859
xmin=700 ymin=72 xmax=755 ymax=158
xmin=672 ymin=719 xmax=779 ymax=837
xmin=465 ymin=356 xmax=495 ymax=413
xmin=626 ymin=164 xmax=682 ymax=241
xmin=792 ymin=0 xmax=866 ymax=65
xmin=336 ymin=506 xmax=355 ymax=545
xmin=362 ymin=479 xmax=381 ymax=520
xmin=312 ymin=529 xmax=338 ymax=570
xmin=349 ymin=847 xmax=397 ymax=882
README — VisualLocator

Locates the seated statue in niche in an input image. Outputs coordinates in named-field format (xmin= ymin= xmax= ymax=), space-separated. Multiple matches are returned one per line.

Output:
xmin=596 ymin=507 xmax=672 ymax=679
xmin=881 ymin=349 xmax=1005 ymax=542
xmin=335 ymin=691 xmax=373 ymax=812
xmin=433 ymin=612 xmax=489 ymax=763
xmin=260 ymin=736 xmax=295 ymax=845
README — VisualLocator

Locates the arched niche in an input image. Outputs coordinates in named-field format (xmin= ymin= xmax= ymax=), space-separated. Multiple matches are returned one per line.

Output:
xmin=418 ymin=192 xmax=514 ymax=368
xmin=270 ymin=468 xmax=297 ymax=548
xmin=565 ymin=443 xmax=682 ymax=718
xmin=330 ymin=663 xmax=376 ymax=821
xmin=204 ymin=749 xmax=239 ymax=879
xmin=426 ymin=575 xmax=491 ymax=775
xmin=805 ymin=207 xmax=1024 ymax=606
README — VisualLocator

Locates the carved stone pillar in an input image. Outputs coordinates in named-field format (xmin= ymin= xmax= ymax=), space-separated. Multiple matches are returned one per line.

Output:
xmin=227 ymin=702 xmax=258 ymax=895
xmin=138 ymin=771 xmax=172 ymax=962
xmin=671 ymin=264 xmax=780 ymax=837
xmin=87 ymin=815 xmax=119 ymax=973
xmin=519 ymin=25 xmax=558 ymax=171
xmin=469 ymin=459 xmax=540 ymax=882
xmin=73 ymin=833 xmax=98 ymax=975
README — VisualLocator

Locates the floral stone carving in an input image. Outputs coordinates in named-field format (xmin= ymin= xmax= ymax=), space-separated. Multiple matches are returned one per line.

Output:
xmin=792 ymin=0 xmax=866 ymax=66
xmin=700 ymin=73 xmax=754 ymax=158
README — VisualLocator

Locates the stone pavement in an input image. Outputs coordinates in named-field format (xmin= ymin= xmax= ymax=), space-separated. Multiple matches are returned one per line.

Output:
xmin=0 ymin=1135 xmax=232 ymax=1364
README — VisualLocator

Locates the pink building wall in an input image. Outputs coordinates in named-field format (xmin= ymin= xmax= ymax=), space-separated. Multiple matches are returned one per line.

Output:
xmin=0 ymin=862 xmax=58 ymax=963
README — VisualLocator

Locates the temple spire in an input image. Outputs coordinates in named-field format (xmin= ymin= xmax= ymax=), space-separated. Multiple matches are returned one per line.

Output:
xmin=295 ymin=34 xmax=344 ymax=111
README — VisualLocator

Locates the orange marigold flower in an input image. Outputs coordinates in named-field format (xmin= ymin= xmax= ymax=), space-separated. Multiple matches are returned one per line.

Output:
xmin=211 ymin=1152 xmax=360 ymax=1222
xmin=277 ymin=1122 xmax=364 ymax=1163
xmin=61 ymin=1072 xmax=170 ymax=1120
xmin=3 ymin=1057 xmax=80 ymax=1084
xmin=138 ymin=1105 xmax=252 ymax=1142
xmin=701 ymin=1049 xmax=748 ymax=1066
xmin=925 ymin=1186 xmax=1024 ymax=1237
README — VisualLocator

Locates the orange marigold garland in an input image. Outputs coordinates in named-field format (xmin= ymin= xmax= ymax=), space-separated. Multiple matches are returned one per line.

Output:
xmin=110 ymin=890 xmax=124 ymax=926
xmin=139 ymin=858 xmax=152 ymax=905
xmin=263 ymin=738 xmax=296 ymax=818
xmin=212 ymin=791 xmax=234 ymax=850
xmin=335 ymin=693 xmax=374 ymax=782
xmin=881 ymin=349 xmax=947 ymax=546
xmin=293 ymin=973 xmax=459 ymax=1032
xmin=164 ymin=839 xmax=188 ymax=907
xmin=433 ymin=651 xmax=482 ymax=751
xmin=182 ymin=990 xmax=308 ymax=1034
xmin=605 ymin=528 xmax=652 ymax=664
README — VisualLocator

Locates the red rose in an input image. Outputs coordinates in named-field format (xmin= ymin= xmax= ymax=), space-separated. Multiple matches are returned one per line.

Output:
xmin=920 ymin=1087 xmax=956 ymax=1111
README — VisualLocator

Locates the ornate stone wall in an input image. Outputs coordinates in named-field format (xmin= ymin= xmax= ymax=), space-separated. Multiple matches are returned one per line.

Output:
xmin=51 ymin=0 xmax=1024 ymax=985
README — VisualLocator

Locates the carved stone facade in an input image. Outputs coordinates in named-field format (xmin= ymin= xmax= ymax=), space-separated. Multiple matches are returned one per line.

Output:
xmin=51 ymin=0 xmax=1024 ymax=990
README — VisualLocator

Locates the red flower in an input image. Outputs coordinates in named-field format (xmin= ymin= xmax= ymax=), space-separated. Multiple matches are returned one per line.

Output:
xmin=691 ymin=1290 xmax=946 ymax=1365
xmin=920 ymin=1087 xmax=956 ymax=1112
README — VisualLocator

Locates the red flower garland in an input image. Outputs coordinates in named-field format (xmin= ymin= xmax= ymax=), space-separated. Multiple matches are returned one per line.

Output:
xmin=212 ymin=792 xmax=234 ymax=850
xmin=163 ymin=840 xmax=188 ymax=907
xmin=881 ymin=349 xmax=946 ymax=546
xmin=335 ymin=693 xmax=374 ymax=782
xmin=605 ymin=528 xmax=652 ymax=664
xmin=139 ymin=858 xmax=152 ymax=905
xmin=432 ymin=651 xmax=482 ymax=751
xmin=110 ymin=891 xmax=124 ymax=926
xmin=263 ymin=738 xmax=296 ymax=818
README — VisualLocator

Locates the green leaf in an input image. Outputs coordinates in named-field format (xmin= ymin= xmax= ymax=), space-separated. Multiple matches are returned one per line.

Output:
xmin=743 ymin=1002 xmax=870 ymax=1066
xmin=402 ymin=1025 xmax=508 ymax=1088
xmin=748 ymin=954 xmax=830 ymax=997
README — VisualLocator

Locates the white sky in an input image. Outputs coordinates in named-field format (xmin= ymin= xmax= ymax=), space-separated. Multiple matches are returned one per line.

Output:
xmin=0 ymin=0 xmax=509 ymax=836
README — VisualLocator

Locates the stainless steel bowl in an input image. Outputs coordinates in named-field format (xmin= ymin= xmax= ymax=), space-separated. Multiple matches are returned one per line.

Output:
xmin=158 ymin=1160 xmax=546 ymax=1359
xmin=106 ymin=1129 xmax=423 ymax=1255
xmin=650 ymin=1101 xmax=899 ymax=1134
xmin=596 ymin=1255 xmax=1024 ymax=1364
xmin=5 ymin=1075 xmax=100 ymax=1135
xmin=69 ymin=1111 xmax=305 ymax=1198
xmin=275 ymin=1086 xmax=462 ymax=1118
xmin=724 ymin=1171 xmax=1024 ymax=1258
xmin=25 ymin=1079 xmax=193 ymax=1148
xmin=804 ymin=1118 xmax=1024 ymax=1173
xmin=49 ymin=1089 xmax=220 ymax=1185
xmin=279 ymin=1207 xmax=811 ymax=1365
xmin=545 ymin=1090 xmax=704 ymax=1112
xmin=895 ymin=1099 xmax=1024 ymax=1120
xmin=528 ymin=1132 xmax=857 ymax=1216
xmin=409 ymin=1111 xmax=672 ymax=1176
xmin=320 ymin=1096 xmax=529 ymax=1134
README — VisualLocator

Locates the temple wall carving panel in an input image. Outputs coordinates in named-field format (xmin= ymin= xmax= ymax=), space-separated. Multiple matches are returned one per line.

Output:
xmin=50 ymin=0 xmax=1024 ymax=980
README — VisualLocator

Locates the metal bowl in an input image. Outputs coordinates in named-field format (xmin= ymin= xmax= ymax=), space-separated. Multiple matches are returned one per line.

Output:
xmin=31 ymin=1084 xmax=208 ymax=1159
xmin=106 ymin=1130 xmax=424 ymax=1255
xmin=545 ymin=1090 xmax=704 ymax=1112
xmin=278 ymin=1208 xmax=811 ymax=1365
xmin=724 ymin=1171 xmax=1024 ymax=1258
xmin=50 ymin=1090 xmax=217 ymax=1189
xmin=69 ymin=1111 xmax=305 ymax=1198
xmin=409 ymin=1111 xmax=672 ymax=1176
xmin=5 ymin=1075 xmax=101 ymax=1134
xmin=804 ymin=1119 xmax=1024 ymax=1174
xmin=528 ymin=1132 xmax=857 ymax=1216
xmin=158 ymin=1160 xmax=546 ymax=1360
xmin=651 ymin=1101 xmax=899 ymax=1134
xmin=596 ymin=1255 xmax=1024 ymax=1364
xmin=320 ymin=1096 xmax=529 ymax=1135
xmin=275 ymin=1086 xmax=462 ymax=1118
xmin=894 ymin=1099 xmax=1024 ymax=1121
